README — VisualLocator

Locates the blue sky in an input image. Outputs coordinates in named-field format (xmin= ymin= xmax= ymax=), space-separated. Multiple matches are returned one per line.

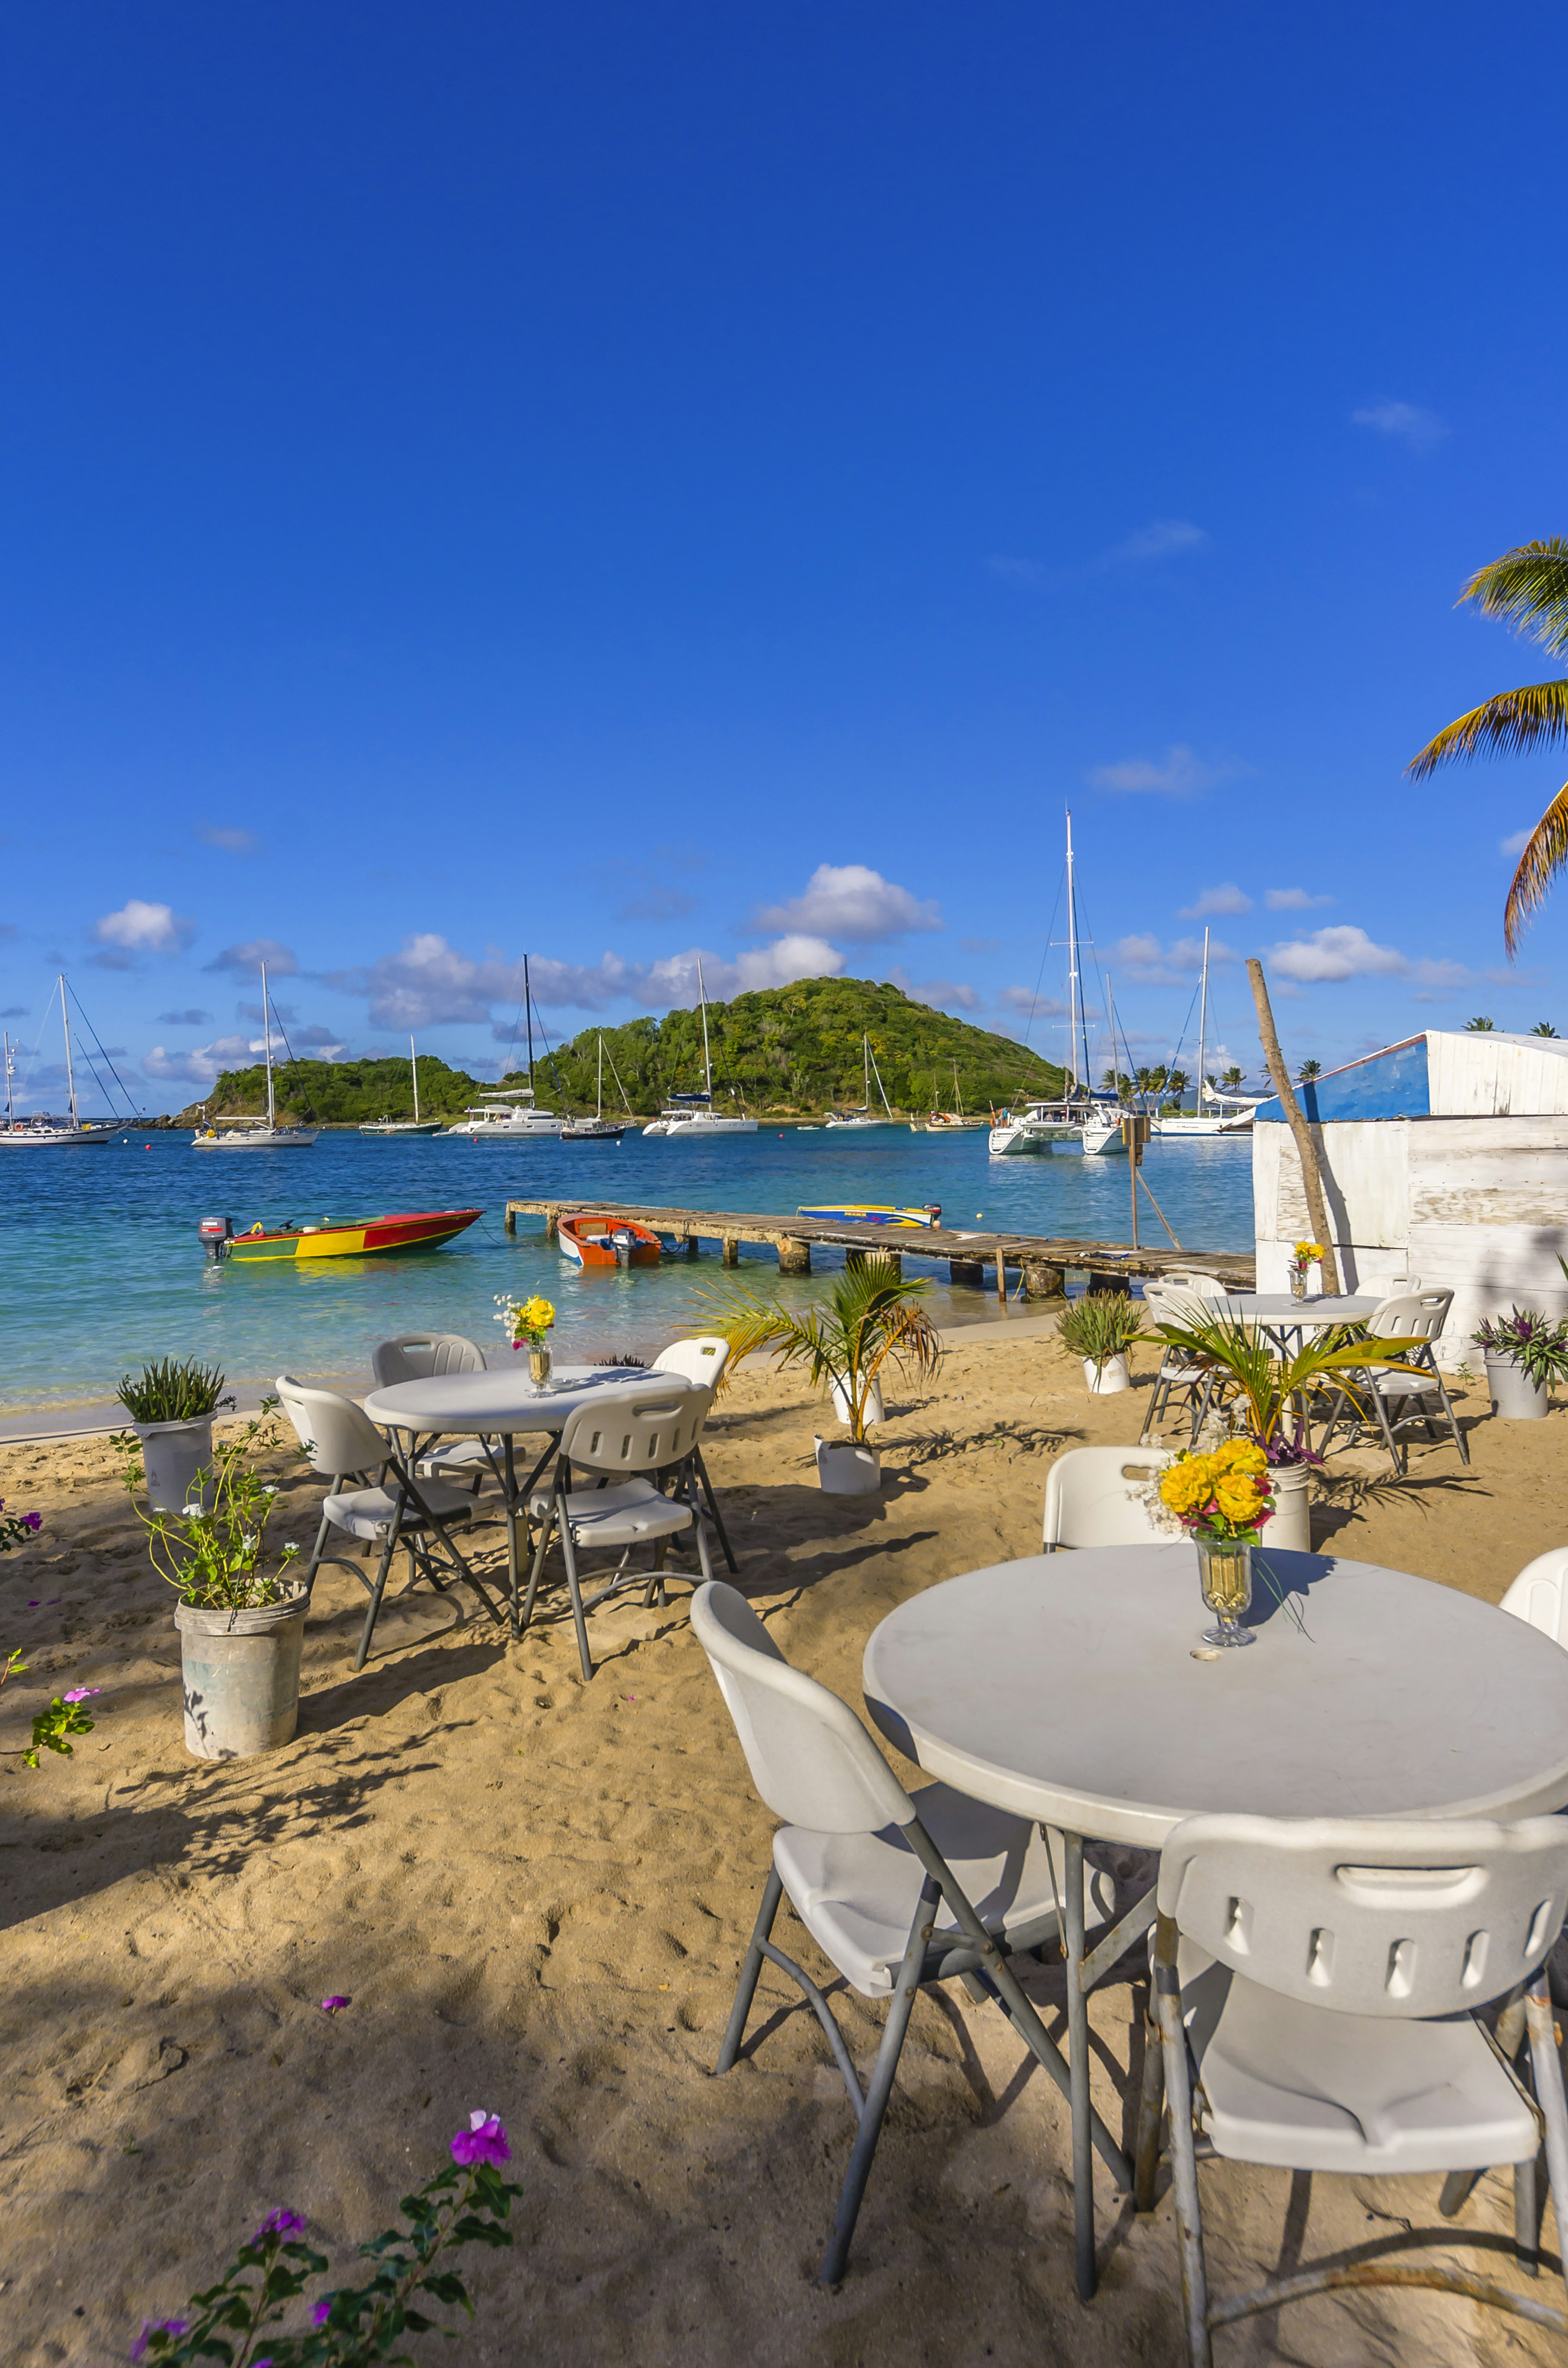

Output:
xmin=3 ymin=1 xmax=1567 ymax=1110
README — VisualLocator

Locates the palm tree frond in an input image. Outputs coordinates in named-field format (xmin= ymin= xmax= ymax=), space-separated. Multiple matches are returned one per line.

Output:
xmin=1406 ymin=679 xmax=1568 ymax=777
xmin=1504 ymin=783 xmax=1568 ymax=957
xmin=1458 ymin=538 xmax=1568 ymax=662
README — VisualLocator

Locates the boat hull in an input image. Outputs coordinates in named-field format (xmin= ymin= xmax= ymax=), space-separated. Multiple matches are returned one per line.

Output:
xmin=359 ymin=1120 xmax=445 ymax=1136
xmin=796 ymin=1204 xmax=941 ymax=1229
xmin=193 ymin=1129 xmax=318 ymax=1150
xmin=223 ymin=1208 xmax=482 ymax=1262
xmin=0 ymin=1126 xmax=112 ymax=1146
xmin=557 ymin=1215 xmax=663 ymax=1268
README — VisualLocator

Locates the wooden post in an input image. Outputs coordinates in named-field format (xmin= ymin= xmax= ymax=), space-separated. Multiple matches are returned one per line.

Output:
xmin=684 ymin=1233 xmax=699 ymax=1259
xmin=777 ymin=1236 xmax=811 ymax=1276
xmin=1246 ymin=958 xmax=1341 ymax=1295
xmin=1022 ymin=1258 xmax=1065 ymax=1301
xmin=995 ymin=1249 xmax=1008 ymax=1305
xmin=543 ymin=1206 xmax=559 ymax=1242
xmin=504 ymin=1202 xmax=517 ymax=1236
xmin=949 ymin=1257 xmax=985 ymax=1287
xmin=721 ymin=1236 xmax=739 ymax=1267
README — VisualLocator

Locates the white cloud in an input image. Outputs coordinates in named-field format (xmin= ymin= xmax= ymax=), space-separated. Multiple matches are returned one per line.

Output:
xmin=92 ymin=899 xmax=196 ymax=966
xmin=1100 ymin=518 xmax=1208 ymax=564
xmin=204 ymin=937 xmax=299 ymax=977
xmin=997 ymin=986 xmax=1069 ymax=1019
xmin=882 ymin=968 xmax=982 ymax=1013
xmin=1267 ymin=923 xmax=1470 ymax=988
xmin=1114 ymin=933 xmax=1237 ymax=986
xmin=1089 ymin=745 xmax=1228 ymax=796
xmin=1265 ymin=887 xmax=1334 ymax=910
xmin=753 ymin=864 xmax=941 ymax=943
xmin=1351 ymin=401 xmax=1446 ymax=453
xmin=1501 ymin=828 xmax=1533 ymax=858
xmin=1179 ymin=882 xmax=1252 ymax=918
xmin=143 ymin=1033 xmax=255 ymax=1086
xmin=196 ymin=824 xmax=259 ymax=855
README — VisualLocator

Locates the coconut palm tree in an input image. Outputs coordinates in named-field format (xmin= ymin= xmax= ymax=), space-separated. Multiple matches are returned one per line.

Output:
xmin=1220 ymin=1064 xmax=1245 ymax=1093
xmin=1297 ymin=1057 xmax=1323 ymax=1083
xmin=1408 ymin=538 xmax=1568 ymax=955
xmin=1466 ymin=1016 xmax=1495 ymax=1031
xmin=1531 ymin=1021 xmax=1560 ymax=1037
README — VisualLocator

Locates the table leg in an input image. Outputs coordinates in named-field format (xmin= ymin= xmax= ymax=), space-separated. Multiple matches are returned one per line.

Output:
xmin=504 ymin=1436 xmax=519 ymax=1640
xmin=1064 ymin=1831 xmax=1096 ymax=2301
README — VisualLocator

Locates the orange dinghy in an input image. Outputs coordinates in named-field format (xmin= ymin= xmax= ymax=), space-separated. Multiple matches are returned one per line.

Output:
xmin=208 ymin=1208 xmax=483 ymax=1263
xmin=557 ymin=1213 xmax=664 ymax=1269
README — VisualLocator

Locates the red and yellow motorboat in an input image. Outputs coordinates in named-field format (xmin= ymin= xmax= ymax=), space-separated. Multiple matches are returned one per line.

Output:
xmin=557 ymin=1213 xmax=664 ymax=1269
xmin=204 ymin=1208 xmax=483 ymax=1263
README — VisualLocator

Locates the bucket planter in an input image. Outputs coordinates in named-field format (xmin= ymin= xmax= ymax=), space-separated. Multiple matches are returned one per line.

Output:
xmin=135 ymin=1416 xmax=217 ymax=1514
xmin=176 ymin=1587 xmax=309 ymax=1759
xmin=813 ymin=1437 xmax=882 ymax=1495
xmin=1485 ymin=1354 xmax=1549 ymax=1421
xmin=1057 ymin=1292 xmax=1144 ymax=1398
xmin=1083 ymin=1355 xmax=1131 ymax=1396
xmin=831 ymin=1375 xmax=884 ymax=1428
xmin=1266 ymin=1461 xmax=1313 ymax=1551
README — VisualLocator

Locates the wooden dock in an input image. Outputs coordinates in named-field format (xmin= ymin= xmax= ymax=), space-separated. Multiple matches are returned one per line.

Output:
xmin=502 ymin=1198 xmax=1254 ymax=1298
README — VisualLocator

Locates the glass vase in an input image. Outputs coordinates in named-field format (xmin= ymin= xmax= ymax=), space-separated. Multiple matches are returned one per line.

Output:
xmin=1195 ymin=1534 xmax=1255 ymax=1648
xmin=527 ymin=1344 xmax=553 ymax=1395
xmin=1288 ymin=1269 xmax=1307 ymax=1303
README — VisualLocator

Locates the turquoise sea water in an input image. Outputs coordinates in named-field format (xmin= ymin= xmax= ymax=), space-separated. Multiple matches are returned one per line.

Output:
xmin=0 ymin=1125 xmax=1255 ymax=1414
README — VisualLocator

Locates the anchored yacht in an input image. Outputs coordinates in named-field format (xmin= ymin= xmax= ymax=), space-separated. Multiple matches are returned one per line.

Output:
xmin=0 ymin=981 xmax=118 ymax=1146
xmin=643 ymin=960 xmax=757 ymax=1136
xmin=192 ymin=963 xmax=318 ymax=1150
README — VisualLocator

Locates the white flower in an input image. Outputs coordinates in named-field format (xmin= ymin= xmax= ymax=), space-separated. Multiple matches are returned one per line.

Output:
xmin=263 ymin=1485 xmax=278 ymax=1496
xmin=182 ymin=1503 xmax=203 ymax=1518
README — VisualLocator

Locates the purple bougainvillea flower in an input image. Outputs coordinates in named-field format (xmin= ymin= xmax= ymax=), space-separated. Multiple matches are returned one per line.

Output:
xmin=130 ymin=2319 xmax=189 ymax=2361
xmin=319 ymin=1995 xmax=350 ymax=2013
xmin=23 ymin=1512 xmax=41 ymax=1531
xmin=253 ymin=2207 xmax=304 ymax=2243
xmin=27 ymin=1601 xmax=39 ymax=1608
xmin=312 ymin=2301 xmax=333 ymax=2326
xmin=63 ymin=1687 xmax=102 ymax=1704
xmin=450 ymin=2108 xmax=512 ymax=2167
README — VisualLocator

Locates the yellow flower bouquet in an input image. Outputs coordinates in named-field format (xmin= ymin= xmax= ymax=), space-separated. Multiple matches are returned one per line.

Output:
xmin=494 ymin=1292 xmax=556 ymax=1349
xmin=1158 ymin=1438 xmax=1274 ymax=1542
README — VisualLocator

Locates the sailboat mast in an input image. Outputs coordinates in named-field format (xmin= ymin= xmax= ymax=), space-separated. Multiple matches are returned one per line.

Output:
xmin=1104 ymin=973 xmax=1119 ymax=1099
xmin=697 ymin=958 xmax=713 ymax=1097
xmin=596 ymin=1034 xmax=604 ymax=1121
xmin=863 ymin=1034 xmax=871 ymax=1110
xmin=1065 ymin=812 xmax=1081 ymax=1099
xmin=261 ymin=961 xmax=276 ymax=1130
xmin=58 ymin=975 xmax=80 ymax=1126
xmin=3 ymin=1030 xmax=12 ymax=1126
xmin=410 ymin=1035 xmax=420 ymax=1123
xmin=1195 ymin=927 xmax=1209 ymax=1115
xmin=524 ymin=956 xmax=535 ymax=1095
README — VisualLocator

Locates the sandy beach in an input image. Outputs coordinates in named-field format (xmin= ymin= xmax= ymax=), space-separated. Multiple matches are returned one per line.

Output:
xmin=3 ymin=1326 xmax=1566 ymax=2368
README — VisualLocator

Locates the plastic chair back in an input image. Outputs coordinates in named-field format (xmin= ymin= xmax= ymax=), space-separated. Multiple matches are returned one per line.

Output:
xmin=370 ymin=1333 xmax=487 ymax=1388
xmin=1368 ymin=1289 xmax=1452 ymax=1342
xmin=652 ymin=1335 xmax=732 ymax=1389
xmin=557 ymin=1383 xmax=709 ymax=1476
xmin=692 ymin=1580 xmax=915 ymax=1835
xmin=1500 ymin=1547 xmax=1568 ymax=1648
xmin=276 ymin=1374 xmax=388 ymax=1477
xmin=1043 ymin=1445 xmax=1173 ymax=1549
xmin=1168 ymin=1270 xmax=1227 ymax=1302
xmin=1145 ymin=1281 xmax=1220 ymax=1336
xmin=1159 ymin=1813 xmax=1568 ymax=2018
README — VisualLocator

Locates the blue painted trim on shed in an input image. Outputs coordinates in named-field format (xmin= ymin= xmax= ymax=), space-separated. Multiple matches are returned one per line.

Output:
xmin=1253 ymin=1034 xmax=1430 ymax=1125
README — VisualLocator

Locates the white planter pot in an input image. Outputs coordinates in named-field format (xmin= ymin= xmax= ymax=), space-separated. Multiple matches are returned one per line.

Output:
xmin=1266 ymin=1461 xmax=1312 ymax=1552
xmin=175 ymin=1588 xmax=308 ymax=1760
xmin=829 ymin=1376 xmax=884 ymax=1429
xmin=134 ymin=1416 xmax=217 ymax=1514
xmin=1486 ymin=1354 xmax=1548 ymax=1421
xmin=1083 ymin=1354 xmax=1131 ymax=1396
xmin=813 ymin=1436 xmax=882 ymax=1495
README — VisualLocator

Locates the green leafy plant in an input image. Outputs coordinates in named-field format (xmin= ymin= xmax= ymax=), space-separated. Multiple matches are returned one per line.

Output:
xmin=114 ymin=1402 xmax=301 ymax=1611
xmin=1472 ymin=1308 xmax=1568 ymax=1390
xmin=1152 ymin=1309 xmax=1425 ymax=1452
xmin=698 ymin=1263 xmax=943 ymax=1442
xmin=1057 ymin=1292 xmax=1145 ymax=1380
xmin=132 ymin=2111 xmax=521 ymax=2366
xmin=0 ymin=1647 xmax=99 ymax=1769
xmin=117 ymin=1359 xmax=236 ymax=1424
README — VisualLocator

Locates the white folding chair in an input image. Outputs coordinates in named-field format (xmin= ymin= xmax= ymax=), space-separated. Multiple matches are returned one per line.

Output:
xmin=1044 ymin=1445 xmax=1174 ymax=1550
xmin=1140 ymin=1284 xmax=1221 ymax=1446
xmin=277 ymin=1374 xmax=501 ymax=1670
xmin=1319 ymin=1289 xmax=1467 ymax=1476
xmin=370 ymin=1333 xmax=502 ymax=1494
xmin=1501 ymin=1549 xmax=1568 ymax=1648
xmin=650 ymin=1336 xmax=737 ymax=1574
xmin=692 ymin=1579 xmax=1121 ymax=2285
xmin=521 ymin=1384 xmax=714 ymax=1680
xmin=1135 ymin=1813 xmax=1568 ymax=2361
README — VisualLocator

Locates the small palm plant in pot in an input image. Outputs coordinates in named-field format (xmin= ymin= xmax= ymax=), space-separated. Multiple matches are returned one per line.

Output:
xmin=117 ymin=1357 xmax=236 ymax=1513
xmin=1472 ymin=1307 xmax=1568 ymax=1420
xmin=1057 ymin=1292 xmax=1145 ymax=1395
xmin=701 ymin=1264 xmax=943 ymax=1494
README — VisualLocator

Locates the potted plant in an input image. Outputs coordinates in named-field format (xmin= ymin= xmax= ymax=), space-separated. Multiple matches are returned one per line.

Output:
xmin=116 ymin=1358 xmax=236 ymax=1513
xmin=494 ymin=1293 xmax=556 ymax=1392
xmin=1157 ymin=1439 xmax=1275 ymax=1647
xmin=1057 ymin=1293 xmax=1144 ymax=1395
xmin=1151 ymin=1309 xmax=1424 ymax=1549
xmin=1472 ymin=1309 xmax=1568 ymax=1420
xmin=115 ymin=1405 xmax=306 ymax=1760
xmin=702 ymin=1265 xmax=943 ymax=1494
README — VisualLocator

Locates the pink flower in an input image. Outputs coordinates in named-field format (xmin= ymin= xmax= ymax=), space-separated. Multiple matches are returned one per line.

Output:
xmin=319 ymin=1995 xmax=350 ymax=2013
xmin=253 ymin=2207 xmax=304 ymax=2243
xmin=130 ymin=2320 xmax=188 ymax=2361
xmin=312 ymin=2301 xmax=333 ymax=2326
xmin=450 ymin=2108 xmax=511 ymax=2167
xmin=63 ymin=1687 xmax=101 ymax=1704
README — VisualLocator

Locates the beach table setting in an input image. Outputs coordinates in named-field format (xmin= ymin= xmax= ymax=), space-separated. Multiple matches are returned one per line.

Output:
xmin=861 ymin=1543 xmax=1568 ymax=2301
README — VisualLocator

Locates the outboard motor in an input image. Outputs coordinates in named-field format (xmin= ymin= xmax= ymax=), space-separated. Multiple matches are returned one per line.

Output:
xmin=199 ymin=1215 xmax=233 ymax=1263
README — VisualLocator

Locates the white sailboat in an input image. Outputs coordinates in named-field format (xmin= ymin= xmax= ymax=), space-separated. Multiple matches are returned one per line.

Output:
xmin=643 ymin=960 xmax=757 ymax=1136
xmin=192 ymin=962 xmax=318 ymax=1150
xmin=361 ymin=1036 xmax=445 ymax=1136
xmin=445 ymin=956 xmax=561 ymax=1137
xmin=1151 ymin=928 xmax=1263 ymax=1137
xmin=0 ymin=979 xmax=115 ymax=1146
xmin=561 ymin=1037 xmax=629 ymax=1141
xmin=989 ymin=813 xmax=1125 ymax=1156
xmin=824 ymin=1035 xmax=893 ymax=1128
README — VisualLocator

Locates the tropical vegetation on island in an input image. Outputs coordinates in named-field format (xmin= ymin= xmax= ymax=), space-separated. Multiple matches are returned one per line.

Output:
xmin=1408 ymin=537 xmax=1568 ymax=954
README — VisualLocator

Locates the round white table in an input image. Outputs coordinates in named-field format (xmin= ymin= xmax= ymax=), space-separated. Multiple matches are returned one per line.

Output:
xmin=1219 ymin=1291 xmax=1381 ymax=1328
xmin=863 ymin=1544 xmax=1568 ymax=2295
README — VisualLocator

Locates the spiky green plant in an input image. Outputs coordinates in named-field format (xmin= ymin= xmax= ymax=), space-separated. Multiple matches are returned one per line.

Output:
xmin=1152 ymin=1311 xmax=1426 ymax=1452
xmin=1057 ymin=1293 xmax=1145 ymax=1380
xmin=1407 ymin=539 xmax=1568 ymax=955
xmin=117 ymin=1358 xmax=234 ymax=1423
xmin=696 ymin=1264 xmax=943 ymax=1442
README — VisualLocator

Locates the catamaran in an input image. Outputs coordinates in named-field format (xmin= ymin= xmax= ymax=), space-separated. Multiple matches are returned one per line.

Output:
xmin=989 ymin=813 xmax=1126 ymax=1156
xmin=1150 ymin=927 xmax=1263 ymax=1137
xmin=643 ymin=960 xmax=757 ymax=1136
xmin=445 ymin=955 xmax=561 ymax=1137
xmin=193 ymin=961 xmax=318 ymax=1150
xmin=361 ymin=1037 xmax=445 ymax=1136
xmin=824 ymin=1035 xmax=894 ymax=1128
xmin=0 ymin=978 xmax=117 ymax=1146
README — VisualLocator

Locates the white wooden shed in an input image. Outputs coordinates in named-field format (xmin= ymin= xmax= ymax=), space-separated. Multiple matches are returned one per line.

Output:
xmin=1252 ymin=1030 xmax=1568 ymax=1366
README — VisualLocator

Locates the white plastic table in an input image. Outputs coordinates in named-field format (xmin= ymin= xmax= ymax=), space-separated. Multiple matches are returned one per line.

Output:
xmin=363 ymin=1363 xmax=679 ymax=1637
xmin=1218 ymin=1291 xmax=1381 ymax=1329
xmin=863 ymin=1544 xmax=1568 ymax=2295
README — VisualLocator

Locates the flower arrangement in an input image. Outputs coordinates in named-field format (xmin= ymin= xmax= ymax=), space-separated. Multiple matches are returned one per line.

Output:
xmin=1472 ymin=1308 xmax=1568 ymax=1391
xmin=1288 ymin=1242 xmax=1325 ymax=1279
xmin=113 ymin=1403 xmax=301 ymax=1612
xmin=131 ymin=2108 xmax=521 ymax=2366
xmin=1159 ymin=1439 xmax=1274 ymax=1541
xmin=494 ymin=1293 xmax=555 ymax=1350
